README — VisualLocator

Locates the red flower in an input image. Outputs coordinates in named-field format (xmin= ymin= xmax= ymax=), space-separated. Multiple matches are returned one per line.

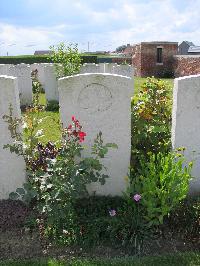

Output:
xmin=72 ymin=130 xmax=78 ymax=137
xmin=72 ymin=116 xmax=75 ymax=121
xmin=68 ymin=124 xmax=72 ymax=130
xmin=78 ymin=131 xmax=86 ymax=142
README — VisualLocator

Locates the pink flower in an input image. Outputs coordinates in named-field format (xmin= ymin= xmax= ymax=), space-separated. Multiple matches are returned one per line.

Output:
xmin=109 ymin=209 xmax=116 ymax=217
xmin=72 ymin=116 xmax=75 ymax=121
xmin=133 ymin=194 xmax=141 ymax=202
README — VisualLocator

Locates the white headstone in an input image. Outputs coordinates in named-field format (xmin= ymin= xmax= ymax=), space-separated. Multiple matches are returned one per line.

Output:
xmin=0 ymin=64 xmax=12 ymax=75
xmin=99 ymin=63 xmax=105 ymax=73
xmin=104 ymin=63 xmax=117 ymax=73
xmin=80 ymin=63 xmax=100 ymax=74
xmin=112 ymin=64 xmax=134 ymax=78
xmin=0 ymin=75 xmax=26 ymax=199
xmin=172 ymin=74 xmax=200 ymax=195
xmin=9 ymin=64 xmax=32 ymax=106
xmin=43 ymin=64 xmax=58 ymax=101
xmin=58 ymin=73 xmax=133 ymax=196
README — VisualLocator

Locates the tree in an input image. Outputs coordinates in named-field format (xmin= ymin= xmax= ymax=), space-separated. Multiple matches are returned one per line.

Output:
xmin=116 ymin=45 xmax=127 ymax=53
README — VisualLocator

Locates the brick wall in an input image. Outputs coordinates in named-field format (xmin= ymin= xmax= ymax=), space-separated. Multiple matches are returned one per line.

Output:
xmin=132 ymin=42 xmax=178 ymax=77
xmin=132 ymin=44 xmax=141 ymax=76
xmin=174 ymin=55 xmax=200 ymax=77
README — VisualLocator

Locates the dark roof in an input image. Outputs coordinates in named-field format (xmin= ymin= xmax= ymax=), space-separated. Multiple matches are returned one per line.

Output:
xmin=185 ymin=41 xmax=195 ymax=46
xmin=34 ymin=50 xmax=51 ymax=55
xmin=188 ymin=46 xmax=200 ymax=53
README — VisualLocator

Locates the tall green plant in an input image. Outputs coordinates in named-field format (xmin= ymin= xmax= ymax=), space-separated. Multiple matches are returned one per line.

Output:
xmin=49 ymin=42 xmax=82 ymax=78
xmin=131 ymin=77 xmax=172 ymax=169
xmin=3 ymin=90 xmax=44 ymax=163
xmin=127 ymin=150 xmax=193 ymax=226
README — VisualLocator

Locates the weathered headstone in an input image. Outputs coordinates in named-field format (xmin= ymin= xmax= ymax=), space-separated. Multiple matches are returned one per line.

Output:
xmin=9 ymin=64 xmax=32 ymax=106
xmin=112 ymin=64 xmax=134 ymax=78
xmin=0 ymin=75 xmax=26 ymax=199
xmin=58 ymin=73 xmax=133 ymax=196
xmin=43 ymin=64 xmax=59 ymax=101
xmin=172 ymin=74 xmax=200 ymax=195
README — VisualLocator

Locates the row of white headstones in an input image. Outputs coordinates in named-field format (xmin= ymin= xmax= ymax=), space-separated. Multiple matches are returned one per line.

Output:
xmin=0 ymin=68 xmax=200 ymax=199
xmin=0 ymin=63 xmax=134 ymax=106
xmin=0 ymin=63 xmax=133 ymax=199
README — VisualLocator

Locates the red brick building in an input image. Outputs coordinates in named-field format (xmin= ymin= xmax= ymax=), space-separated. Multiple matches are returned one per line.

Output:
xmin=123 ymin=44 xmax=134 ymax=57
xmin=132 ymin=41 xmax=178 ymax=77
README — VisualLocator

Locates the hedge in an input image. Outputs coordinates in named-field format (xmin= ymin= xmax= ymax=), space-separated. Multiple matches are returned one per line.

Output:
xmin=0 ymin=55 xmax=97 ymax=65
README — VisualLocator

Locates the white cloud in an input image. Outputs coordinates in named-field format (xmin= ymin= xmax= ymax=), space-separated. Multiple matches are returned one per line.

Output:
xmin=0 ymin=23 xmax=66 ymax=55
xmin=0 ymin=0 xmax=200 ymax=55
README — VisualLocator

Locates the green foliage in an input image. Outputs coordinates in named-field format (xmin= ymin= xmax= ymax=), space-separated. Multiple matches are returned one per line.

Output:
xmin=131 ymin=77 xmax=172 ymax=170
xmin=3 ymin=93 xmax=46 ymax=164
xmin=127 ymin=151 xmax=193 ymax=227
xmin=4 ymin=109 xmax=117 ymax=245
xmin=72 ymin=197 xmax=149 ymax=252
xmin=80 ymin=55 xmax=97 ymax=64
xmin=116 ymin=44 xmax=127 ymax=52
xmin=33 ymin=127 xmax=117 ymax=244
xmin=31 ymin=69 xmax=45 ymax=94
xmin=0 ymin=55 xmax=97 ymax=65
xmin=49 ymin=42 xmax=82 ymax=78
xmin=46 ymin=100 xmax=59 ymax=112
xmin=1 ymin=252 xmax=200 ymax=266
xmin=0 ymin=55 xmax=51 ymax=64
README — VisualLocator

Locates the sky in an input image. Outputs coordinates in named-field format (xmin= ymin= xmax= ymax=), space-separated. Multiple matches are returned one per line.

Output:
xmin=0 ymin=0 xmax=199 ymax=55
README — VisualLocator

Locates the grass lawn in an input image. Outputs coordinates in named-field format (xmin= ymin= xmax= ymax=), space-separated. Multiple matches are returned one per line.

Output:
xmin=25 ymin=77 xmax=174 ymax=144
xmin=1 ymin=252 xmax=200 ymax=266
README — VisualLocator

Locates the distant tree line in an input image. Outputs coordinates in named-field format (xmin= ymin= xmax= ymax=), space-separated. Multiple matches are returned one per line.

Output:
xmin=115 ymin=45 xmax=127 ymax=52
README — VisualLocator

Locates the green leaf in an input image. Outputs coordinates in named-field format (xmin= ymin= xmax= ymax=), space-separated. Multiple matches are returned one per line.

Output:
xmin=9 ymin=192 xmax=20 ymax=200
xmin=16 ymin=187 xmax=26 ymax=196
xmin=105 ymin=143 xmax=118 ymax=149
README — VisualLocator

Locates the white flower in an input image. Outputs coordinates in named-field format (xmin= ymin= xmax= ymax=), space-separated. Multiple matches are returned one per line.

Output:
xmin=22 ymin=122 xmax=28 ymax=129
xmin=35 ymin=129 xmax=43 ymax=137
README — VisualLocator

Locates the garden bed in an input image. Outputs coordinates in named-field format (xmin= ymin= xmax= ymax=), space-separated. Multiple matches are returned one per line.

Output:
xmin=0 ymin=199 xmax=199 ymax=261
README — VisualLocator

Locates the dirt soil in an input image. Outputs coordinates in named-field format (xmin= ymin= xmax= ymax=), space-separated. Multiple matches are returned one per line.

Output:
xmin=0 ymin=200 xmax=199 ymax=261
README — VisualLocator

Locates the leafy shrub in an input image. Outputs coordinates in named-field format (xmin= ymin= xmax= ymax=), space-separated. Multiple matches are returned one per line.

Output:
xmin=49 ymin=42 xmax=82 ymax=78
xmin=46 ymin=100 xmax=59 ymax=112
xmin=5 ymin=112 xmax=117 ymax=245
xmin=131 ymin=77 xmax=172 ymax=170
xmin=127 ymin=150 xmax=193 ymax=227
